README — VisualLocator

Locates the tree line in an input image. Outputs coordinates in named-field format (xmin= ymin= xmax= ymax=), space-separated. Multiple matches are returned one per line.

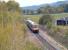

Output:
xmin=0 ymin=1 xmax=20 ymax=12
xmin=23 ymin=4 xmax=68 ymax=15
xmin=37 ymin=4 xmax=68 ymax=14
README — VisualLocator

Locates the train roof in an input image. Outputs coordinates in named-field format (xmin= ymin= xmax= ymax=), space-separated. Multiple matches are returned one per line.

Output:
xmin=26 ymin=20 xmax=38 ymax=25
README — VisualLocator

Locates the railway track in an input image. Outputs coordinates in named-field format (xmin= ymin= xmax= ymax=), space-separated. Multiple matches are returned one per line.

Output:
xmin=27 ymin=27 xmax=67 ymax=50
xmin=35 ymin=34 xmax=56 ymax=50
xmin=27 ymin=27 xmax=57 ymax=50
xmin=39 ymin=25 xmax=67 ymax=50
xmin=39 ymin=30 xmax=68 ymax=50
xmin=25 ymin=20 xmax=67 ymax=50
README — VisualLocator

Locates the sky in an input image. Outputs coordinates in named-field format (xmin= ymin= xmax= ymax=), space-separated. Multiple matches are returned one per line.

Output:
xmin=2 ymin=0 xmax=65 ymax=7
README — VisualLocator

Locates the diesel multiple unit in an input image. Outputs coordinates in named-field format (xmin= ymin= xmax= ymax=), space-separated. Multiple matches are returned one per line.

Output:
xmin=26 ymin=20 xmax=39 ymax=33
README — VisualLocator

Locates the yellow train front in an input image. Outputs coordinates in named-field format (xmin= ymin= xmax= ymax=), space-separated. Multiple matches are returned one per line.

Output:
xmin=26 ymin=20 xmax=39 ymax=33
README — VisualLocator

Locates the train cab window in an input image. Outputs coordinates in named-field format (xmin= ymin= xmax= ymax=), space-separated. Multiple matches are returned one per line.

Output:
xmin=33 ymin=25 xmax=38 ymax=28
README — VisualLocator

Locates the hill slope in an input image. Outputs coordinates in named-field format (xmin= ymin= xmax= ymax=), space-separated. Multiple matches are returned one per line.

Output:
xmin=22 ymin=1 xmax=68 ymax=10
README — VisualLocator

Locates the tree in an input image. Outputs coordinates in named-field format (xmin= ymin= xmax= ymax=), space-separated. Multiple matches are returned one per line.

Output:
xmin=37 ymin=5 xmax=54 ymax=14
xmin=39 ymin=15 xmax=52 ymax=28
xmin=37 ymin=8 xmax=41 ymax=14
xmin=37 ymin=4 xmax=65 ymax=14
xmin=0 ymin=1 xmax=21 ymax=27
xmin=6 ymin=1 xmax=20 ymax=12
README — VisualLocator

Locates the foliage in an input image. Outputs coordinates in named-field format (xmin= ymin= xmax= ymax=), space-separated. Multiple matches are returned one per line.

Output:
xmin=50 ymin=26 xmax=68 ymax=48
xmin=0 ymin=1 xmax=42 ymax=50
xmin=6 ymin=1 xmax=20 ymax=12
xmin=37 ymin=5 xmax=64 ymax=14
xmin=64 ymin=4 xmax=68 ymax=12
xmin=39 ymin=14 xmax=52 ymax=28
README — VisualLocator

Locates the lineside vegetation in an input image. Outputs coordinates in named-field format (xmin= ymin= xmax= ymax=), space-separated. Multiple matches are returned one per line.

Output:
xmin=0 ymin=1 xmax=42 ymax=50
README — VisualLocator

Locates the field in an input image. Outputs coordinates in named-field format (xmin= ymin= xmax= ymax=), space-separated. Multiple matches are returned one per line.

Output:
xmin=24 ymin=13 xmax=68 ymax=22
xmin=24 ymin=13 xmax=68 ymax=48
xmin=23 ymin=15 xmax=42 ymax=23
xmin=51 ymin=13 xmax=68 ymax=20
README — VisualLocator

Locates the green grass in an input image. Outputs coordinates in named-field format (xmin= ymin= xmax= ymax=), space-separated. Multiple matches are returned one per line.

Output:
xmin=24 ymin=15 xmax=41 ymax=23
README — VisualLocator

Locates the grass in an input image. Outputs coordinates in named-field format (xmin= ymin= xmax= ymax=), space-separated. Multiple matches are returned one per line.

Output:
xmin=51 ymin=13 xmax=68 ymax=20
xmin=24 ymin=15 xmax=41 ymax=23
xmin=49 ymin=26 xmax=68 ymax=48
xmin=0 ymin=11 xmax=42 ymax=50
xmin=0 ymin=23 xmax=13 ymax=50
xmin=23 ymin=41 xmax=42 ymax=50
xmin=0 ymin=20 xmax=42 ymax=50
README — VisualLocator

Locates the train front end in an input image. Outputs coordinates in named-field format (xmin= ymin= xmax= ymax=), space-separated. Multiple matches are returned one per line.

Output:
xmin=32 ymin=24 xmax=39 ymax=33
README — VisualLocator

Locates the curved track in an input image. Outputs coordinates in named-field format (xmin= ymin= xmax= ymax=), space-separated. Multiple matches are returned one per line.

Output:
xmin=35 ymin=34 xmax=56 ymax=50
xmin=27 ymin=27 xmax=67 ymax=50
xmin=27 ymin=27 xmax=56 ymax=50
xmin=25 ymin=20 xmax=67 ymax=50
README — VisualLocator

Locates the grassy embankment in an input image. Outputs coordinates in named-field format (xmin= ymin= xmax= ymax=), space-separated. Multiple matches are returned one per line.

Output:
xmin=0 ymin=11 xmax=42 ymax=50
xmin=0 ymin=1 xmax=43 ymax=50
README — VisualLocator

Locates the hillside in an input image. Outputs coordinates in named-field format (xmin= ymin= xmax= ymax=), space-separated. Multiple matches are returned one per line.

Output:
xmin=22 ymin=1 xmax=68 ymax=10
xmin=22 ymin=5 xmax=41 ymax=10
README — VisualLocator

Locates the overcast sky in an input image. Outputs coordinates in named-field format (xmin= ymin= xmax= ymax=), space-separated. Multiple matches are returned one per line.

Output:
xmin=2 ymin=0 xmax=65 ymax=7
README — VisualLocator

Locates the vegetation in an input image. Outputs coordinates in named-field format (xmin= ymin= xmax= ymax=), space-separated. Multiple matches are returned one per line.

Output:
xmin=39 ymin=14 xmax=52 ymax=28
xmin=23 ymin=2 xmax=68 ymax=15
xmin=23 ymin=41 xmax=42 ymax=50
xmin=0 ymin=1 xmax=42 ymax=50
xmin=39 ymin=13 xmax=68 ymax=48
xmin=24 ymin=15 xmax=41 ymax=23
xmin=49 ymin=26 xmax=68 ymax=48
xmin=37 ymin=5 xmax=64 ymax=14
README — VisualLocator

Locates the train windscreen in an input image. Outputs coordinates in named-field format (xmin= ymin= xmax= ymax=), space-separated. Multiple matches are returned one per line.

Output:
xmin=33 ymin=25 xmax=38 ymax=28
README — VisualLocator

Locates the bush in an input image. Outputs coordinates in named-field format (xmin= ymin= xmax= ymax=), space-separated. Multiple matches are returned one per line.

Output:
xmin=39 ymin=14 xmax=52 ymax=28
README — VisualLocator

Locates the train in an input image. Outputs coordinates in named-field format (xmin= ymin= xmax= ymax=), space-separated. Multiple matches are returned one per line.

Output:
xmin=26 ymin=20 xmax=39 ymax=33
